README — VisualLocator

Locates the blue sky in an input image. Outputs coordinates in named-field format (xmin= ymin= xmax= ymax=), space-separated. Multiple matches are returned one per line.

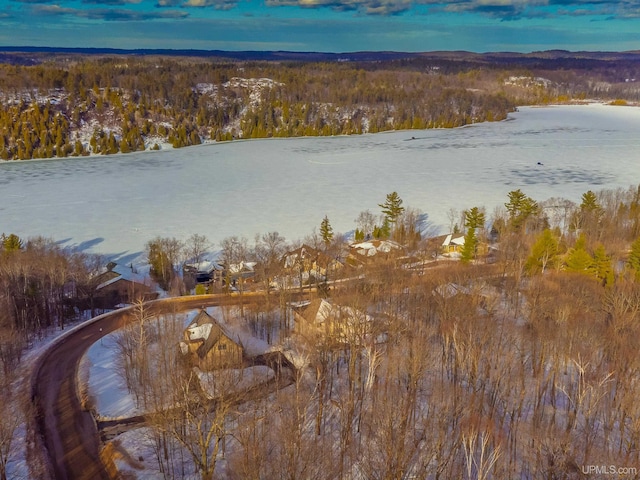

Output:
xmin=1 ymin=0 xmax=640 ymax=52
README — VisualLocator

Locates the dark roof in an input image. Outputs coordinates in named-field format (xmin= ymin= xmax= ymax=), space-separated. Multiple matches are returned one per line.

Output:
xmin=187 ymin=310 xmax=226 ymax=359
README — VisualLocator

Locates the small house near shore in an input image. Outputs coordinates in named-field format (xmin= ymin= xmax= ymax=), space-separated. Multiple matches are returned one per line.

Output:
xmin=92 ymin=262 xmax=157 ymax=308
xmin=441 ymin=234 xmax=466 ymax=254
xmin=282 ymin=244 xmax=343 ymax=283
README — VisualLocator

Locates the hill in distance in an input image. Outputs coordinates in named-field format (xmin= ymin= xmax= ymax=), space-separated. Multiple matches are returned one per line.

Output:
xmin=1 ymin=46 xmax=640 ymax=65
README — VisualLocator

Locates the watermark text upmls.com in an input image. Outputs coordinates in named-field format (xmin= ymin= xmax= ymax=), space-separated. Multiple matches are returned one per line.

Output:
xmin=582 ymin=465 xmax=638 ymax=476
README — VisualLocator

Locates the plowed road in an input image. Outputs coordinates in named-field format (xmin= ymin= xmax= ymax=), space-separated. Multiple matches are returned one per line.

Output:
xmin=31 ymin=294 xmax=270 ymax=480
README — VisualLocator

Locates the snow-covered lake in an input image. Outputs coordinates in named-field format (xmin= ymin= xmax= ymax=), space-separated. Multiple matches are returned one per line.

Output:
xmin=1 ymin=104 xmax=639 ymax=262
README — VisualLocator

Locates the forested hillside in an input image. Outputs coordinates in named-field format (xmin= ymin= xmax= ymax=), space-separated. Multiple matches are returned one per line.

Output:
xmin=0 ymin=50 xmax=638 ymax=161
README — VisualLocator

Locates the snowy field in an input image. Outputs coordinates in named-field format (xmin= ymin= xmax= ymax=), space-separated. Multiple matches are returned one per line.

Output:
xmin=1 ymin=104 xmax=639 ymax=265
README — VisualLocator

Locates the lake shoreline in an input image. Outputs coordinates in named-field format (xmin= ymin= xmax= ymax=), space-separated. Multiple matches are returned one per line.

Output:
xmin=1 ymin=102 xmax=629 ymax=167
xmin=1 ymin=103 xmax=638 ymax=261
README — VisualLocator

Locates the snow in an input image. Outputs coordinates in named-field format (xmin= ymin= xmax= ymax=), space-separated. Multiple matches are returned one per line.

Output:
xmin=7 ymin=99 xmax=636 ymax=475
xmin=83 ymin=332 xmax=141 ymax=419
xmin=352 ymin=239 xmax=401 ymax=257
xmin=73 ymin=305 xmax=288 ymax=478
xmin=96 ymin=263 xmax=148 ymax=289
xmin=83 ymin=311 xmax=197 ymax=420
xmin=228 ymin=261 xmax=256 ymax=274
xmin=281 ymin=345 xmax=311 ymax=370
xmin=185 ymin=322 xmax=213 ymax=341
xmin=82 ymin=307 xmax=276 ymax=420
xmin=187 ymin=260 xmax=219 ymax=273
xmin=442 ymin=234 xmax=465 ymax=247
xmin=222 ymin=77 xmax=283 ymax=108
xmin=195 ymin=366 xmax=276 ymax=400
xmin=1 ymin=104 xmax=640 ymax=268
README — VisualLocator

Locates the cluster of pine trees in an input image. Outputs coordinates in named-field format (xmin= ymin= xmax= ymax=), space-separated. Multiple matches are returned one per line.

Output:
xmin=0 ymin=54 xmax=613 ymax=161
xmin=0 ymin=101 xmax=79 ymax=160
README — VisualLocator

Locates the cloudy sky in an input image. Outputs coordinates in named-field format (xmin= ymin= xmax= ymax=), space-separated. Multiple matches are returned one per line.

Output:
xmin=1 ymin=0 xmax=639 ymax=53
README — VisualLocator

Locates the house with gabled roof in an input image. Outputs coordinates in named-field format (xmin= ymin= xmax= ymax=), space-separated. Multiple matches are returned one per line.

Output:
xmin=179 ymin=309 xmax=243 ymax=371
xmin=283 ymin=244 xmax=318 ymax=270
xmin=293 ymin=298 xmax=373 ymax=344
xmin=282 ymin=244 xmax=343 ymax=283
xmin=183 ymin=260 xmax=224 ymax=285
xmin=92 ymin=261 xmax=157 ymax=308
xmin=441 ymin=234 xmax=466 ymax=254
xmin=215 ymin=260 xmax=257 ymax=289
xmin=441 ymin=233 xmax=489 ymax=258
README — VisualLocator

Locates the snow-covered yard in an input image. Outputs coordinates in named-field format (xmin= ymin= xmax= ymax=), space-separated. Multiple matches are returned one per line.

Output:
xmin=75 ymin=306 xmax=291 ymax=478
xmin=81 ymin=307 xmax=280 ymax=419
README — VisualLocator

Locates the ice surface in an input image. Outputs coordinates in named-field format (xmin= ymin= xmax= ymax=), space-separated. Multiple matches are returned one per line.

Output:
xmin=1 ymin=104 xmax=639 ymax=264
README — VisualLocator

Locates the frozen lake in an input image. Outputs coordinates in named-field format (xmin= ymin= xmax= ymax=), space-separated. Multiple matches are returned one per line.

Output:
xmin=1 ymin=103 xmax=639 ymax=262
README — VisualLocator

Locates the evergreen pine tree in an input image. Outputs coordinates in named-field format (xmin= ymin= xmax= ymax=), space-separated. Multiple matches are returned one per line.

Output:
xmin=464 ymin=206 xmax=485 ymax=230
xmin=119 ymin=139 xmax=130 ymax=154
xmin=147 ymin=241 xmax=173 ymax=290
xmin=108 ymin=132 xmax=118 ymax=154
xmin=73 ymin=140 xmax=84 ymax=156
xmin=460 ymin=206 xmax=485 ymax=264
xmin=573 ymin=189 xmax=603 ymax=234
xmin=379 ymin=192 xmax=405 ymax=225
xmin=580 ymin=190 xmax=600 ymax=212
xmin=1 ymin=233 xmax=23 ymax=252
xmin=627 ymin=236 xmax=640 ymax=281
xmin=460 ymin=228 xmax=477 ymax=264
xmin=373 ymin=219 xmax=391 ymax=239
xmin=565 ymin=234 xmax=592 ymax=273
xmin=525 ymin=229 xmax=558 ymax=273
xmin=320 ymin=215 xmax=334 ymax=248
xmin=505 ymin=189 xmax=539 ymax=232
xmin=89 ymin=134 xmax=98 ymax=153
xmin=590 ymin=244 xmax=614 ymax=286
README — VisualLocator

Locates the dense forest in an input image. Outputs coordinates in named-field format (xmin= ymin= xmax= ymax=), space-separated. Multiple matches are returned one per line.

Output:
xmin=0 ymin=50 xmax=639 ymax=160
xmin=4 ymin=183 xmax=640 ymax=478
xmin=3 ymin=49 xmax=640 ymax=478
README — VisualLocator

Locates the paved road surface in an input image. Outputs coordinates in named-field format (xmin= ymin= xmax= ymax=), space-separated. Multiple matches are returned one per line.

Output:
xmin=31 ymin=293 xmax=273 ymax=480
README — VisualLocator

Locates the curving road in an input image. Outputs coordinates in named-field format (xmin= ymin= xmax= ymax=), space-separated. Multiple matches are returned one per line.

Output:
xmin=31 ymin=293 xmax=273 ymax=480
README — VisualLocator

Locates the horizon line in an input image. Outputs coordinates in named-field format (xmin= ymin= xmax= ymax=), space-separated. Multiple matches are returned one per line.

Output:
xmin=2 ymin=46 xmax=640 ymax=56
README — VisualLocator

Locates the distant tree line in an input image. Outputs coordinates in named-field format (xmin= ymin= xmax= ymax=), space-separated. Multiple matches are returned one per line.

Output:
xmin=4 ymin=54 xmax=635 ymax=161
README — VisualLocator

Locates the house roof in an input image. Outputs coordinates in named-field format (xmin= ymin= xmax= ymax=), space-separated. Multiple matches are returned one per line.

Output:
xmin=185 ymin=260 xmax=223 ymax=274
xmin=227 ymin=261 xmax=256 ymax=274
xmin=95 ymin=262 xmax=148 ymax=290
xmin=351 ymin=239 xmax=401 ymax=252
xmin=434 ymin=281 xmax=497 ymax=300
xmin=349 ymin=239 xmax=403 ymax=260
xmin=442 ymin=234 xmax=465 ymax=247
xmin=282 ymin=245 xmax=342 ymax=274
xmin=283 ymin=244 xmax=320 ymax=268
xmin=184 ymin=309 xmax=239 ymax=359
xmin=434 ymin=282 xmax=470 ymax=299
xmin=302 ymin=298 xmax=334 ymax=325
xmin=301 ymin=298 xmax=371 ymax=326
